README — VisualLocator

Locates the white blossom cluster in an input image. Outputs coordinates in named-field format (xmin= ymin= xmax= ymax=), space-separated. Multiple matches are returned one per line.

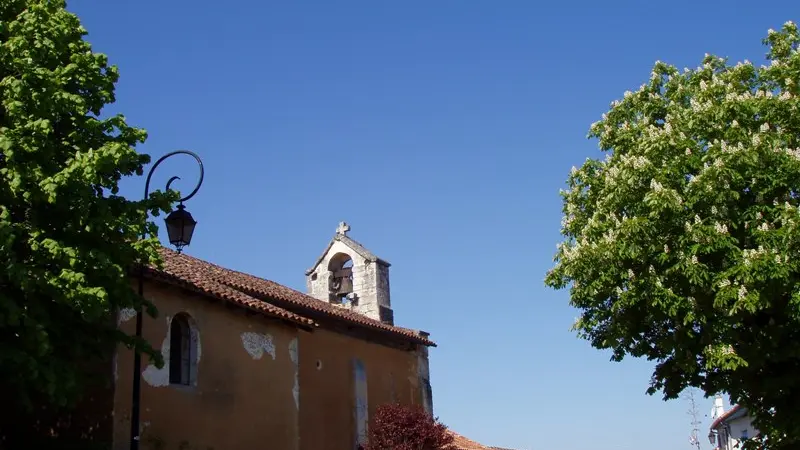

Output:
xmin=742 ymin=245 xmax=788 ymax=266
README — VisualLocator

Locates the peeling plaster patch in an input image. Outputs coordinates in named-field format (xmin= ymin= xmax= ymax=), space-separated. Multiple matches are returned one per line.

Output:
xmin=118 ymin=308 xmax=136 ymax=325
xmin=292 ymin=371 xmax=300 ymax=410
xmin=142 ymin=316 xmax=172 ymax=387
xmin=289 ymin=338 xmax=299 ymax=410
xmin=142 ymin=363 xmax=170 ymax=387
xmin=288 ymin=338 xmax=298 ymax=365
xmin=241 ymin=332 xmax=275 ymax=360
xmin=113 ymin=352 xmax=119 ymax=381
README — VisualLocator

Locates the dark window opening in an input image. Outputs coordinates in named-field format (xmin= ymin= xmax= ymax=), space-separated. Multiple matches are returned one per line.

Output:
xmin=169 ymin=314 xmax=192 ymax=385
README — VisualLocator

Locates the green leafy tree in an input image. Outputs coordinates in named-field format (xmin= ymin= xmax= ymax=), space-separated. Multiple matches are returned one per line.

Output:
xmin=0 ymin=0 xmax=172 ymax=414
xmin=545 ymin=22 xmax=800 ymax=449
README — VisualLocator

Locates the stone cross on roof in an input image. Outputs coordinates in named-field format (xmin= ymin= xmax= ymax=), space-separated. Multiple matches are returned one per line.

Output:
xmin=336 ymin=221 xmax=351 ymax=236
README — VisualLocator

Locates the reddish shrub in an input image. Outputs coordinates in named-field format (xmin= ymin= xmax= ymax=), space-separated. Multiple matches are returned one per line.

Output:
xmin=364 ymin=403 xmax=455 ymax=450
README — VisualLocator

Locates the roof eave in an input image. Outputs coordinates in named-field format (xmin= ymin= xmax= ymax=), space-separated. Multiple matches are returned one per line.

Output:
xmin=709 ymin=404 xmax=746 ymax=431
xmin=142 ymin=269 xmax=317 ymax=331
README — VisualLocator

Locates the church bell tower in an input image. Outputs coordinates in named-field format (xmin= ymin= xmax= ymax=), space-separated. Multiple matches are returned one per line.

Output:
xmin=305 ymin=222 xmax=394 ymax=325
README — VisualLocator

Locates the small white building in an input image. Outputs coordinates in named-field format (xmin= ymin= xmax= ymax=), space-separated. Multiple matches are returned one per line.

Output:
xmin=708 ymin=395 xmax=759 ymax=450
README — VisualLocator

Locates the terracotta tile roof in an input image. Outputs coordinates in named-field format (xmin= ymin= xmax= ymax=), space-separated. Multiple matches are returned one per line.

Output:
xmin=145 ymin=252 xmax=315 ymax=328
xmin=448 ymin=431 xmax=492 ymax=450
xmin=447 ymin=431 xmax=523 ymax=450
xmin=153 ymin=248 xmax=435 ymax=347
xmin=709 ymin=404 xmax=745 ymax=431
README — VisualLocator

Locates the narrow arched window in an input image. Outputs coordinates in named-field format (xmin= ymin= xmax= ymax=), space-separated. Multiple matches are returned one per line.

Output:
xmin=169 ymin=314 xmax=192 ymax=385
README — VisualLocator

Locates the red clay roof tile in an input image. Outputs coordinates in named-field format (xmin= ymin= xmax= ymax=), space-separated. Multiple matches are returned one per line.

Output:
xmin=146 ymin=252 xmax=315 ymax=328
xmin=447 ymin=431 xmax=522 ymax=450
xmin=448 ymin=430 xmax=492 ymax=450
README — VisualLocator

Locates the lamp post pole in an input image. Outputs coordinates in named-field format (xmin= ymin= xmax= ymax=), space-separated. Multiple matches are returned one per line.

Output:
xmin=130 ymin=150 xmax=204 ymax=450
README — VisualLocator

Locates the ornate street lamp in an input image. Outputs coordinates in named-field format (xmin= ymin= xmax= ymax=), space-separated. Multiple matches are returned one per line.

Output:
xmin=130 ymin=150 xmax=204 ymax=450
xmin=165 ymin=204 xmax=197 ymax=252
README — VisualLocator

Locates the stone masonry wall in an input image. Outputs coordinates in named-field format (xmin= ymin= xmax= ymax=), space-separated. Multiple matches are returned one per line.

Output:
xmin=306 ymin=240 xmax=392 ymax=323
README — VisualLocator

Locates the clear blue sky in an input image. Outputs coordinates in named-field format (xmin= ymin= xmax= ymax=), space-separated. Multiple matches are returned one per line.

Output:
xmin=69 ymin=1 xmax=794 ymax=449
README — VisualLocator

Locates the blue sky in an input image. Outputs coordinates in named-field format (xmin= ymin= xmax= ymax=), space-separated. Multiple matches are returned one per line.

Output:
xmin=69 ymin=1 xmax=795 ymax=449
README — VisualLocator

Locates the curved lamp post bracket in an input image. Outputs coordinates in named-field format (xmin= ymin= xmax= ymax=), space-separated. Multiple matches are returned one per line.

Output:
xmin=144 ymin=150 xmax=205 ymax=204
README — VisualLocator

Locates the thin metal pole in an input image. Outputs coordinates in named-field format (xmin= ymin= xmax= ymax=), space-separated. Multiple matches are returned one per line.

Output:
xmin=130 ymin=270 xmax=144 ymax=450
xmin=129 ymin=150 xmax=204 ymax=450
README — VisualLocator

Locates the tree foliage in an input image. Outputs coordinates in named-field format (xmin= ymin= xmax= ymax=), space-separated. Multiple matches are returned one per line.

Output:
xmin=545 ymin=22 xmax=800 ymax=449
xmin=364 ymin=403 xmax=455 ymax=450
xmin=0 ymin=0 xmax=173 ymax=412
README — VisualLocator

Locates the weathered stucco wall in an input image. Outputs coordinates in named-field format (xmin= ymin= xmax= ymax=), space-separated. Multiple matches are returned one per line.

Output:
xmin=298 ymin=328 xmax=422 ymax=450
xmin=113 ymin=279 xmax=426 ymax=450
xmin=113 ymin=281 xmax=300 ymax=450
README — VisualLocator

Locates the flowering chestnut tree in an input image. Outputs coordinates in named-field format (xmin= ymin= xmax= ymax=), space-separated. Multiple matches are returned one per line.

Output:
xmin=364 ymin=403 xmax=454 ymax=450
xmin=545 ymin=22 xmax=800 ymax=449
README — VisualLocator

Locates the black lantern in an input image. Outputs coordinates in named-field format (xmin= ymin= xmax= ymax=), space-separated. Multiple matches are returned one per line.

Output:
xmin=165 ymin=203 xmax=197 ymax=252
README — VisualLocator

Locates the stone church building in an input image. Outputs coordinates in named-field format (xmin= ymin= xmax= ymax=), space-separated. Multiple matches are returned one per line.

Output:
xmin=112 ymin=223 xmax=437 ymax=450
